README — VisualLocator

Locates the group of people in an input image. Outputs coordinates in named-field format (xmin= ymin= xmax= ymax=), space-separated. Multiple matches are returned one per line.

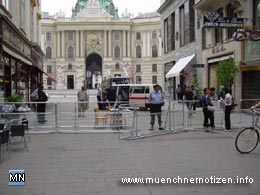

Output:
xmin=199 ymin=87 xmax=233 ymax=133
xmin=96 ymin=85 xmax=117 ymax=110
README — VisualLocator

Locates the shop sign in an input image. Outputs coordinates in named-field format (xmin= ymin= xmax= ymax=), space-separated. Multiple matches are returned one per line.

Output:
xmin=203 ymin=12 xmax=243 ymax=28
xmin=233 ymin=30 xmax=260 ymax=41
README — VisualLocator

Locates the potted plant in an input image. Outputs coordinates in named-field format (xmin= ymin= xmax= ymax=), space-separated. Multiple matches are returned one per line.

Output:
xmin=4 ymin=92 xmax=24 ymax=110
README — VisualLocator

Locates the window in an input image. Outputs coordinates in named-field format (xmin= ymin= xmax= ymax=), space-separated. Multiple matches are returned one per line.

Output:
xmin=188 ymin=0 xmax=195 ymax=43
xmin=152 ymin=64 xmax=157 ymax=72
xmin=164 ymin=18 xmax=168 ymax=53
xmin=115 ymin=63 xmax=120 ymax=70
xmin=152 ymin=45 xmax=158 ymax=57
xmin=68 ymin=64 xmax=72 ymax=70
xmin=152 ymin=31 xmax=157 ymax=39
xmin=152 ymin=76 xmax=157 ymax=84
xmin=68 ymin=46 xmax=74 ymax=59
xmin=227 ymin=4 xmax=238 ymax=39
xmin=136 ymin=76 xmax=142 ymax=84
xmin=136 ymin=46 xmax=142 ymax=58
xmin=215 ymin=8 xmax=223 ymax=44
xmin=132 ymin=86 xmax=145 ymax=94
xmin=114 ymin=31 xmax=120 ymax=40
xmin=170 ymin=12 xmax=175 ymax=51
xmin=46 ymin=47 xmax=52 ymax=59
xmin=68 ymin=31 xmax=74 ymax=41
xmin=2 ymin=0 xmax=9 ymax=10
xmin=136 ymin=64 xmax=141 ymax=72
xmin=47 ymin=65 xmax=52 ymax=74
xmin=254 ymin=0 xmax=260 ymax=25
xmin=47 ymin=78 xmax=52 ymax=85
xmin=114 ymin=46 xmax=120 ymax=58
xmin=179 ymin=5 xmax=185 ymax=46
xmin=136 ymin=32 xmax=141 ymax=40
xmin=179 ymin=0 xmax=195 ymax=46
xmin=46 ymin=32 xmax=51 ymax=41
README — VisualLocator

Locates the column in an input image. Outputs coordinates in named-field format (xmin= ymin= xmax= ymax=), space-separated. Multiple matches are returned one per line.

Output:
xmin=56 ymin=31 xmax=60 ymax=58
xmin=61 ymin=31 xmax=65 ymax=58
xmin=103 ymin=30 xmax=107 ymax=57
xmin=123 ymin=30 xmax=126 ymax=57
xmin=143 ymin=31 xmax=147 ymax=57
xmin=80 ymin=31 xmax=84 ymax=58
xmin=76 ymin=30 xmax=79 ymax=58
xmin=108 ymin=30 xmax=112 ymax=57
xmin=127 ymin=30 xmax=131 ymax=57
xmin=147 ymin=31 xmax=151 ymax=57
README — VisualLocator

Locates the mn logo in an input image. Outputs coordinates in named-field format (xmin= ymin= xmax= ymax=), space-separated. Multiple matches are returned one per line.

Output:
xmin=9 ymin=170 xmax=25 ymax=186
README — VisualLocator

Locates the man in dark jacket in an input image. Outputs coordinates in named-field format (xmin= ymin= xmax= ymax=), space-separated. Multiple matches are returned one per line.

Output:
xmin=37 ymin=85 xmax=48 ymax=124
xmin=199 ymin=88 xmax=217 ymax=133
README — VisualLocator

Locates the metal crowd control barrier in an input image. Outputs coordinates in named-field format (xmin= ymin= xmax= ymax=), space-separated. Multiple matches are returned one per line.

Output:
xmin=0 ymin=99 xmax=259 ymax=138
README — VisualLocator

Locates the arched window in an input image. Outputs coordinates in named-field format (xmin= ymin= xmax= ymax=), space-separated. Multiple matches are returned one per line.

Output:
xmin=152 ymin=45 xmax=158 ymax=57
xmin=68 ymin=46 xmax=74 ymax=59
xmin=115 ymin=63 xmax=120 ymax=70
xmin=46 ymin=47 xmax=52 ymax=59
xmin=114 ymin=46 xmax=120 ymax=58
xmin=136 ymin=46 xmax=142 ymax=58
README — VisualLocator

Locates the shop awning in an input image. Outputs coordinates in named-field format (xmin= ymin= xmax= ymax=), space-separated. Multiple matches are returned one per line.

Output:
xmin=3 ymin=45 xmax=32 ymax=66
xmin=35 ymin=66 xmax=57 ymax=82
xmin=166 ymin=54 xmax=195 ymax=78
xmin=48 ymin=75 xmax=57 ymax=82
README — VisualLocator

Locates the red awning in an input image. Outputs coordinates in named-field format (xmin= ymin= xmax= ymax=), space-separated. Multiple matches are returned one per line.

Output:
xmin=48 ymin=75 xmax=57 ymax=82
xmin=35 ymin=65 xmax=48 ymax=75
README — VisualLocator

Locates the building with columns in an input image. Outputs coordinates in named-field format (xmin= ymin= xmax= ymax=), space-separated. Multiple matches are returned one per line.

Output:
xmin=41 ymin=0 xmax=163 ymax=90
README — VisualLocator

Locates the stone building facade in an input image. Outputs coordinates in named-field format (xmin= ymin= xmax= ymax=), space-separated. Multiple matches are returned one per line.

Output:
xmin=41 ymin=0 xmax=163 ymax=90
xmin=158 ymin=0 xmax=203 ymax=97
xmin=195 ymin=0 xmax=260 ymax=100
xmin=0 ymin=0 xmax=44 ymax=101
xmin=159 ymin=0 xmax=260 ymax=100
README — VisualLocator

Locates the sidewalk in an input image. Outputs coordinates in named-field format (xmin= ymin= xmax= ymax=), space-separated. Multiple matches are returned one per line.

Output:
xmin=0 ymin=131 xmax=259 ymax=195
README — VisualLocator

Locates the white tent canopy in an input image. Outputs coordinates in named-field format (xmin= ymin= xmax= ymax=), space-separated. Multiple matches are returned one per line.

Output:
xmin=166 ymin=54 xmax=195 ymax=78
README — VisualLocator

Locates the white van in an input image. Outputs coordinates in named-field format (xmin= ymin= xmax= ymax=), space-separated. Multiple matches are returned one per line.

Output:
xmin=114 ymin=84 xmax=163 ymax=110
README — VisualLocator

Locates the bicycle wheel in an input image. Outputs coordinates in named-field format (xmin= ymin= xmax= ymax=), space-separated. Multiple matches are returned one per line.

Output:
xmin=235 ymin=128 xmax=259 ymax=154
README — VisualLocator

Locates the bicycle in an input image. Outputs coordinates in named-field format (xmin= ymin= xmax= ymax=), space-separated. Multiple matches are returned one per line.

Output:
xmin=235 ymin=110 xmax=260 ymax=154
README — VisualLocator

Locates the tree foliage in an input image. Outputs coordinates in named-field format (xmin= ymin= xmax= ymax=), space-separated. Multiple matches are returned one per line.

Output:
xmin=216 ymin=58 xmax=238 ymax=89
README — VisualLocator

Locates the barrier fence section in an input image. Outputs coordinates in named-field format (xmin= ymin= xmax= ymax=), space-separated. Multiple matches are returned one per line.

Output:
xmin=0 ymin=99 xmax=259 ymax=138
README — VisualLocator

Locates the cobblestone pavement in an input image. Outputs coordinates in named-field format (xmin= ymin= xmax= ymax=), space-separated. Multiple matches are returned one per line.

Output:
xmin=0 ymin=131 xmax=259 ymax=195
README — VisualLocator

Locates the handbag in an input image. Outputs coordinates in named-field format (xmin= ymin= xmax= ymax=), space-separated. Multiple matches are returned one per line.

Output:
xmin=207 ymin=105 xmax=215 ymax=112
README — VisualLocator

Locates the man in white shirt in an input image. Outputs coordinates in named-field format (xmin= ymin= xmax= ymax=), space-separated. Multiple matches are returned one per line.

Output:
xmin=149 ymin=85 xmax=164 ymax=130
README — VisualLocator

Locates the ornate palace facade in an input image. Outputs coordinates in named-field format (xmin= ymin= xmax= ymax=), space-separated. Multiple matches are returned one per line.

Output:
xmin=41 ymin=0 xmax=163 ymax=90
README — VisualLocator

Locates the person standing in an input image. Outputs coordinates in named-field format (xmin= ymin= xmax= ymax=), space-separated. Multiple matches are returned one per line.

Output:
xmin=176 ymin=84 xmax=183 ymax=102
xmin=209 ymin=87 xmax=220 ymax=109
xmin=149 ymin=85 xmax=164 ymax=130
xmin=77 ymin=86 xmax=88 ymax=117
xmin=183 ymin=86 xmax=193 ymax=112
xmin=221 ymin=89 xmax=232 ymax=131
xmin=36 ymin=85 xmax=48 ymax=124
xmin=199 ymin=88 xmax=217 ymax=133
xmin=97 ymin=87 xmax=103 ymax=110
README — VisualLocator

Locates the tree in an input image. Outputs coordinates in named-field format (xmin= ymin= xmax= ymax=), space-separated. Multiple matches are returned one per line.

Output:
xmin=216 ymin=58 xmax=238 ymax=89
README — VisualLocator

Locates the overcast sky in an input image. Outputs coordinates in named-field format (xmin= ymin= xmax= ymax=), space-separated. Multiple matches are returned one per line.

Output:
xmin=41 ymin=0 xmax=161 ymax=17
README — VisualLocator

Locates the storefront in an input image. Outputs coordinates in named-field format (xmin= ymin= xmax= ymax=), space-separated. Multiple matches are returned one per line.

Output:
xmin=0 ymin=14 xmax=44 ymax=101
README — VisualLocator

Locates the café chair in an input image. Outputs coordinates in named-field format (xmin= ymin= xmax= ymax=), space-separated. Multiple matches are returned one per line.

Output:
xmin=10 ymin=125 xmax=28 ymax=151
